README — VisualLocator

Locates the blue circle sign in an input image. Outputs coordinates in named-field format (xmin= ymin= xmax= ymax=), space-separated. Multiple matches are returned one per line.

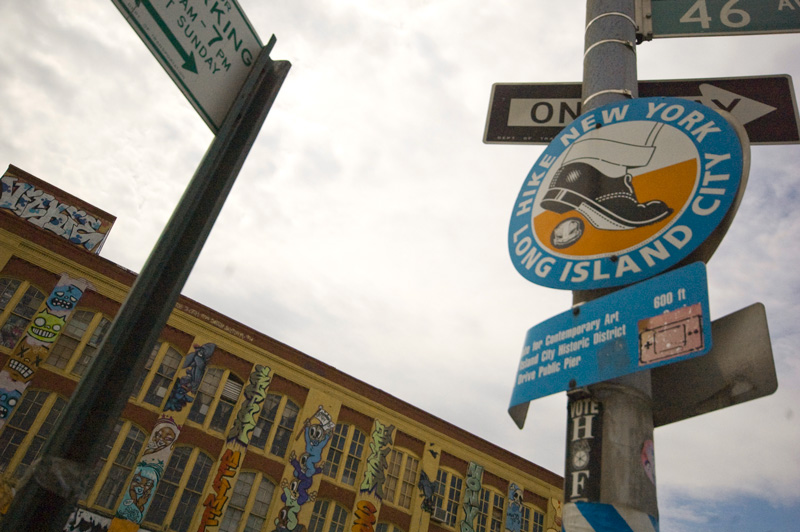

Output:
xmin=508 ymin=97 xmax=748 ymax=290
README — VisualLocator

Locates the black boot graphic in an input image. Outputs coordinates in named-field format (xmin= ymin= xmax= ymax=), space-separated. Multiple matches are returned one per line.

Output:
xmin=541 ymin=162 xmax=672 ymax=230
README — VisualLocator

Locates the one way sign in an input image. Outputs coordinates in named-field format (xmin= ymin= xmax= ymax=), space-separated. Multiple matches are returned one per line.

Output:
xmin=484 ymin=75 xmax=800 ymax=145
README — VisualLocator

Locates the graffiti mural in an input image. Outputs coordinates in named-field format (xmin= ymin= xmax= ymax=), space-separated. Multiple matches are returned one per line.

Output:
xmin=351 ymin=500 xmax=378 ymax=532
xmin=0 ymin=166 xmax=114 ymax=253
xmin=359 ymin=420 xmax=395 ymax=500
xmin=460 ymin=462 xmax=484 ymax=532
xmin=272 ymin=406 xmax=335 ymax=532
xmin=109 ymin=345 xmax=216 ymax=532
xmin=197 ymin=365 xmax=272 ymax=532
xmin=418 ymin=470 xmax=437 ymax=513
xmin=163 ymin=343 xmax=216 ymax=412
xmin=505 ymin=483 xmax=523 ymax=532
xmin=65 ymin=509 xmax=112 ymax=532
xmin=0 ymin=274 xmax=90 ymax=429
xmin=114 ymin=417 xmax=179 ymax=526
xmin=227 ymin=365 xmax=272 ymax=446
xmin=546 ymin=498 xmax=562 ymax=532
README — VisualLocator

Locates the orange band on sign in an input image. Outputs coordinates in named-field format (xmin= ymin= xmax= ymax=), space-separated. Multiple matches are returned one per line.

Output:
xmin=534 ymin=159 xmax=697 ymax=256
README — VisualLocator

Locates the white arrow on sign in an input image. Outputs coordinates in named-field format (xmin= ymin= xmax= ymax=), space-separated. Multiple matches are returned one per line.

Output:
xmin=695 ymin=83 xmax=777 ymax=125
xmin=508 ymin=84 xmax=777 ymax=128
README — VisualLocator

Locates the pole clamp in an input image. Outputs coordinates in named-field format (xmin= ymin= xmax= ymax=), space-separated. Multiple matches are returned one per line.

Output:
xmin=583 ymin=88 xmax=634 ymax=107
xmin=585 ymin=11 xmax=638 ymax=32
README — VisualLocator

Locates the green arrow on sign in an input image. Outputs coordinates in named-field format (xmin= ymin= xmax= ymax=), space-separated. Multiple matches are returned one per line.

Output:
xmin=135 ymin=0 xmax=197 ymax=73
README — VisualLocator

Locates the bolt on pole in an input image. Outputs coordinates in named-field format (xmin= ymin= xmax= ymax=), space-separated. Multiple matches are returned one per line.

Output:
xmin=562 ymin=0 xmax=658 ymax=529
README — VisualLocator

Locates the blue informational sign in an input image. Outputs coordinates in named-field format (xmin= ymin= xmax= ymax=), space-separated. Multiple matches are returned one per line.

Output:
xmin=508 ymin=97 xmax=748 ymax=291
xmin=509 ymin=263 xmax=712 ymax=408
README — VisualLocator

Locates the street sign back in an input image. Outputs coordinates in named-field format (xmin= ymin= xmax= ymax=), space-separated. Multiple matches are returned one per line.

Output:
xmin=485 ymin=75 xmax=800 ymax=145
xmin=508 ymin=263 xmax=711 ymax=423
xmin=112 ymin=0 xmax=264 ymax=133
xmin=644 ymin=0 xmax=800 ymax=38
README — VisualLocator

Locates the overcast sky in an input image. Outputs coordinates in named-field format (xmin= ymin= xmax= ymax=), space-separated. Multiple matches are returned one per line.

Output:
xmin=1 ymin=2 xmax=799 ymax=531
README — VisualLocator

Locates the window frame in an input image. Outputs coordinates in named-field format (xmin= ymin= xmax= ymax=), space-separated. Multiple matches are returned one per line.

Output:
xmin=432 ymin=468 xmax=463 ymax=528
xmin=42 ymin=308 xmax=111 ymax=376
xmin=322 ymin=423 xmax=366 ymax=487
xmin=520 ymin=504 xmax=545 ymax=532
xmin=0 ymin=280 xmax=45 ymax=351
xmin=308 ymin=499 xmax=349 ymax=532
xmin=186 ymin=366 xmax=245 ymax=434
xmin=89 ymin=420 xmax=148 ymax=512
xmin=218 ymin=470 xmax=277 ymax=532
xmin=0 ymin=389 xmax=64 ymax=475
xmin=476 ymin=488 xmax=505 ymax=532
xmin=142 ymin=445 xmax=214 ymax=531
xmin=383 ymin=448 xmax=419 ymax=509
xmin=248 ymin=392 xmax=300 ymax=459
xmin=137 ymin=343 xmax=184 ymax=409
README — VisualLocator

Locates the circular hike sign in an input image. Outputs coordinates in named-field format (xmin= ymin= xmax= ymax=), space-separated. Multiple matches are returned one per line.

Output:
xmin=508 ymin=96 xmax=748 ymax=290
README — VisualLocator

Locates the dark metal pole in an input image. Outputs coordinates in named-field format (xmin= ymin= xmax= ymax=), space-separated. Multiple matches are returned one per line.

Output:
xmin=2 ymin=41 xmax=290 ymax=531
xmin=562 ymin=0 xmax=658 ymax=528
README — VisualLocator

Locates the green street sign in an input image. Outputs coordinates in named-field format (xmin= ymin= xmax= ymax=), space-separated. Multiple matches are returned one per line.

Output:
xmin=641 ymin=0 xmax=800 ymax=38
xmin=111 ymin=0 xmax=264 ymax=133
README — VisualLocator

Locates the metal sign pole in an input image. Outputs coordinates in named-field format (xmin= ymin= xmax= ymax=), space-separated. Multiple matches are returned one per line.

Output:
xmin=562 ymin=1 xmax=659 ymax=529
xmin=1 ymin=44 xmax=290 ymax=531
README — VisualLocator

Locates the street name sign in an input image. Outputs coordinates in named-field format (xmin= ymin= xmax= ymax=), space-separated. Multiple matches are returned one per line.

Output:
xmin=485 ymin=75 xmax=800 ymax=145
xmin=508 ymin=96 xmax=748 ymax=290
xmin=508 ymin=263 xmax=711 ymax=426
xmin=641 ymin=0 xmax=800 ymax=39
xmin=111 ymin=0 xmax=264 ymax=133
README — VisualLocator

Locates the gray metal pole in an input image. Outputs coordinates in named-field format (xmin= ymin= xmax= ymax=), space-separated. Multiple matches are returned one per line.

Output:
xmin=562 ymin=0 xmax=658 ymax=528
xmin=1 ymin=43 xmax=290 ymax=531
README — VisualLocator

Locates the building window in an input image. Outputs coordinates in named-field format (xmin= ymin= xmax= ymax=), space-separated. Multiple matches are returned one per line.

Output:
xmin=143 ymin=446 xmax=213 ymax=531
xmin=308 ymin=499 xmax=349 ymax=532
xmin=249 ymin=393 xmax=299 ymax=458
xmin=0 ymin=389 xmax=53 ymax=473
xmin=219 ymin=471 xmax=276 ymax=532
xmin=43 ymin=309 xmax=110 ymax=375
xmin=520 ymin=505 xmax=544 ymax=532
xmin=94 ymin=423 xmax=147 ymax=510
xmin=145 ymin=446 xmax=193 ymax=526
xmin=45 ymin=309 xmax=92 ymax=369
xmin=142 ymin=345 xmax=183 ymax=408
xmin=131 ymin=342 xmax=161 ymax=398
xmin=476 ymin=490 xmax=505 ymax=532
xmin=169 ymin=450 xmax=213 ymax=532
xmin=376 ymin=523 xmax=404 ymax=532
xmin=187 ymin=367 xmax=224 ymax=425
xmin=70 ymin=315 xmax=111 ymax=377
xmin=323 ymin=424 xmax=365 ymax=486
xmin=432 ymin=469 xmax=463 ymax=527
xmin=0 ymin=278 xmax=22 ymax=311
xmin=209 ymin=374 xmax=243 ymax=433
xmin=13 ymin=395 xmax=67 ymax=478
xmin=0 ymin=283 xmax=45 ymax=349
xmin=384 ymin=449 xmax=419 ymax=509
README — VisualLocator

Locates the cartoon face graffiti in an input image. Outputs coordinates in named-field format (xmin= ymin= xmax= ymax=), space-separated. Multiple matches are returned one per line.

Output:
xmin=47 ymin=284 xmax=84 ymax=313
xmin=144 ymin=423 xmax=178 ymax=456
xmin=27 ymin=310 xmax=66 ymax=344
xmin=6 ymin=343 xmax=48 ymax=382
xmin=0 ymin=390 xmax=22 ymax=419
xmin=129 ymin=469 xmax=156 ymax=512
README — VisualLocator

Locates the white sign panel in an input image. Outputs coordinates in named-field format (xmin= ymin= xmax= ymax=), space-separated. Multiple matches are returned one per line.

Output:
xmin=112 ymin=0 xmax=263 ymax=133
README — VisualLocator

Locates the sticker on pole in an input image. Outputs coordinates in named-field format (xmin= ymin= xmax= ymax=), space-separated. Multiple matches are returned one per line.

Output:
xmin=509 ymin=262 xmax=711 ymax=413
xmin=508 ymin=97 xmax=748 ymax=290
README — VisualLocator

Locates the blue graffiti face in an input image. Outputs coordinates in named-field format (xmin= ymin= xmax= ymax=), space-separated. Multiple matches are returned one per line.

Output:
xmin=0 ymin=389 xmax=22 ymax=419
xmin=47 ymin=284 xmax=83 ymax=312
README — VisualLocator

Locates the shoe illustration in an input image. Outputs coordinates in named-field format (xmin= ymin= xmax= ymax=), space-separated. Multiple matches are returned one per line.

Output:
xmin=541 ymin=124 xmax=672 ymax=231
